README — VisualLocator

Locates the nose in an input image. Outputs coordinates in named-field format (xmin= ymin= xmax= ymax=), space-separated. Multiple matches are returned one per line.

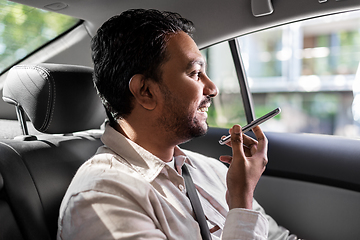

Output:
xmin=203 ymin=74 xmax=218 ymax=98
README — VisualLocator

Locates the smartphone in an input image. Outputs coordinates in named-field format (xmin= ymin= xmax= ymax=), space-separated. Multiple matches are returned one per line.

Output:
xmin=218 ymin=107 xmax=281 ymax=145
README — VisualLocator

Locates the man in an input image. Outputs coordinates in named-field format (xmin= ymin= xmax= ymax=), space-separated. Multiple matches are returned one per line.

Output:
xmin=57 ymin=9 xmax=298 ymax=240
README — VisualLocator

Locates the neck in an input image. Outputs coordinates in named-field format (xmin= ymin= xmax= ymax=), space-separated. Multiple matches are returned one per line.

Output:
xmin=114 ymin=118 xmax=177 ymax=162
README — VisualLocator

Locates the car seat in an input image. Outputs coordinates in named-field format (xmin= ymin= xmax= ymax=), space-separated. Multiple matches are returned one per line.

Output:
xmin=0 ymin=64 xmax=106 ymax=240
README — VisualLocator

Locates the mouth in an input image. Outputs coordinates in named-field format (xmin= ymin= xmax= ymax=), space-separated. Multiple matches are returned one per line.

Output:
xmin=197 ymin=106 xmax=209 ymax=113
xmin=197 ymin=100 xmax=211 ymax=114
xmin=197 ymin=97 xmax=211 ymax=114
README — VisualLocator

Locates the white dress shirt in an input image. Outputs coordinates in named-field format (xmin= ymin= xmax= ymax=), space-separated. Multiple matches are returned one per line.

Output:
xmin=57 ymin=124 xmax=294 ymax=239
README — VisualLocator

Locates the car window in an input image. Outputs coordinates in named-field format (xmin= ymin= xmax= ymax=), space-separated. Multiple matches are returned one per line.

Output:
xmin=0 ymin=0 xmax=79 ymax=74
xmin=206 ymin=11 xmax=360 ymax=138
xmin=202 ymin=42 xmax=247 ymax=129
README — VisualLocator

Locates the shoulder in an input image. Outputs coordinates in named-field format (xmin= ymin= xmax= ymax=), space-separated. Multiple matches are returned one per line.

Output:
xmin=59 ymin=147 xmax=155 ymax=221
xmin=64 ymin=147 xmax=151 ymax=199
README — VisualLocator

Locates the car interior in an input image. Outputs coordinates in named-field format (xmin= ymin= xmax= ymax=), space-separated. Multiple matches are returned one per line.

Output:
xmin=0 ymin=0 xmax=360 ymax=240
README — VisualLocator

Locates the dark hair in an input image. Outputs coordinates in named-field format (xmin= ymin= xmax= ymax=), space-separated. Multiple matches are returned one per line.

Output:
xmin=91 ymin=9 xmax=194 ymax=122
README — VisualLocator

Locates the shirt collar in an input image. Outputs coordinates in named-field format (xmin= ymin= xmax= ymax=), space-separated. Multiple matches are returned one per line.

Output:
xmin=101 ymin=124 xmax=195 ymax=182
xmin=173 ymin=147 xmax=196 ymax=174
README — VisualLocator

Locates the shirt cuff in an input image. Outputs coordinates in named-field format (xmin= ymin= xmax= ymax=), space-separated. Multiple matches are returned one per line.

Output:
xmin=222 ymin=208 xmax=269 ymax=240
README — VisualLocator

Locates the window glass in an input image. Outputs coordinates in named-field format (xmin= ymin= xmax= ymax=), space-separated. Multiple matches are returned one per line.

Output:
xmin=238 ymin=11 xmax=360 ymax=137
xmin=202 ymin=42 xmax=247 ymax=129
xmin=0 ymin=0 xmax=79 ymax=73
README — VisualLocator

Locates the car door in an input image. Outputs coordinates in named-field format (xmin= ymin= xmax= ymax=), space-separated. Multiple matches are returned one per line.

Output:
xmin=181 ymin=10 xmax=360 ymax=240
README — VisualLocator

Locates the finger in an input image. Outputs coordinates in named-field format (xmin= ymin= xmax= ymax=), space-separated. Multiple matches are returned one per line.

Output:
xmin=242 ymin=133 xmax=258 ymax=148
xmin=251 ymin=126 xmax=268 ymax=154
xmin=230 ymin=125 xmax=245 ymax=158
xmin=243 ymin=145 xmax=253 ymax=157
xmin=219 ymin=155 xmax=232 ymax=164
xmin=242 ymin=134 xmax=258 ymax=155
xmin=251 ymin=126 xmax=269 ymax=167
xmin=226 ymin=127 xmax=235 ymax=147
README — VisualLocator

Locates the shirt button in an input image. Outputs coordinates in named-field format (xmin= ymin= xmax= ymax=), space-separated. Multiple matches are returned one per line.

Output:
xmin=179 ymin=184 xmax=185 ymax=192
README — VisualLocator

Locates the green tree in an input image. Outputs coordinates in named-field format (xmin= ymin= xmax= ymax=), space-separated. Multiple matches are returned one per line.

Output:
xmin=0 ymin=0 xmax=78 ymax=72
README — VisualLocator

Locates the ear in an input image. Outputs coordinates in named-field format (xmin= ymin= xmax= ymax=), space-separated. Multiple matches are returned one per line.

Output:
xmin=128 ymin=74 xmax=158 ymax=110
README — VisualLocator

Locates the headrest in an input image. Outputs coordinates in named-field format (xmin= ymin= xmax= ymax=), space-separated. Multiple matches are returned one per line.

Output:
xmin=2 ymin=64 xmax=106 ymax=134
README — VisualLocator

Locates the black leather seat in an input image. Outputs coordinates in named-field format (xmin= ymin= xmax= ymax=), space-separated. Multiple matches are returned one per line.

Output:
xmin=0 ymin=64 xmax=106 ymax=240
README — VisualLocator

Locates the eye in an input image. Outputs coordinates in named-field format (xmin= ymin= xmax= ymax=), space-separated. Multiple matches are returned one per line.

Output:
xmin=189 ymin=70 xmax=202 ymax=80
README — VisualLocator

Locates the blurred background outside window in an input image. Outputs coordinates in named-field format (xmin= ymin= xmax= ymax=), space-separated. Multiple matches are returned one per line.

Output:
xmin=0 ymin=0 xmax=79 ymax=74
xmin=204 ymin=11 xmax=360 ymax=138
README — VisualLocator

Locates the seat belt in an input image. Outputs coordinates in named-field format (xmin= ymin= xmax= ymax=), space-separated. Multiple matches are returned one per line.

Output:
xmin=182 ymin=164 xmax=212 ymax=240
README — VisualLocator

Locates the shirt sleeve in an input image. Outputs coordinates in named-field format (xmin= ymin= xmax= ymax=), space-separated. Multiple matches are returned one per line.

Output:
xmin=252 ymin=199 xmax=300 ymax=240
xmin=221 ymin=208 xmax=269 ymax=240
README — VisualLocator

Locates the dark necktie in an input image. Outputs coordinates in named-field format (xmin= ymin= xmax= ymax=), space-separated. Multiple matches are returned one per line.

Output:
xmin=181 ymin=164 xmax=212 ymax=240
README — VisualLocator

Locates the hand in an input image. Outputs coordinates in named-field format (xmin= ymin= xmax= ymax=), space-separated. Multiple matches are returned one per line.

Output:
xmin=219 ymin=125 xmax=268 ymax=210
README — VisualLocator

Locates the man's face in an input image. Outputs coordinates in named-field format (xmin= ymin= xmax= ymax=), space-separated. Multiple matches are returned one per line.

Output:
xmin=155 ymin=31 xmax=218 ymax=142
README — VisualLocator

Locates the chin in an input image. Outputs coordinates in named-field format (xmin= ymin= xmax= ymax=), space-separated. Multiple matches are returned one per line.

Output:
xmin=173 ymin=115 xmax=209 ymax=143
xmin=190 ymin=120 xmax=209 ymax=138
xmin=176 ymin=122 xmax=208 ymax=145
